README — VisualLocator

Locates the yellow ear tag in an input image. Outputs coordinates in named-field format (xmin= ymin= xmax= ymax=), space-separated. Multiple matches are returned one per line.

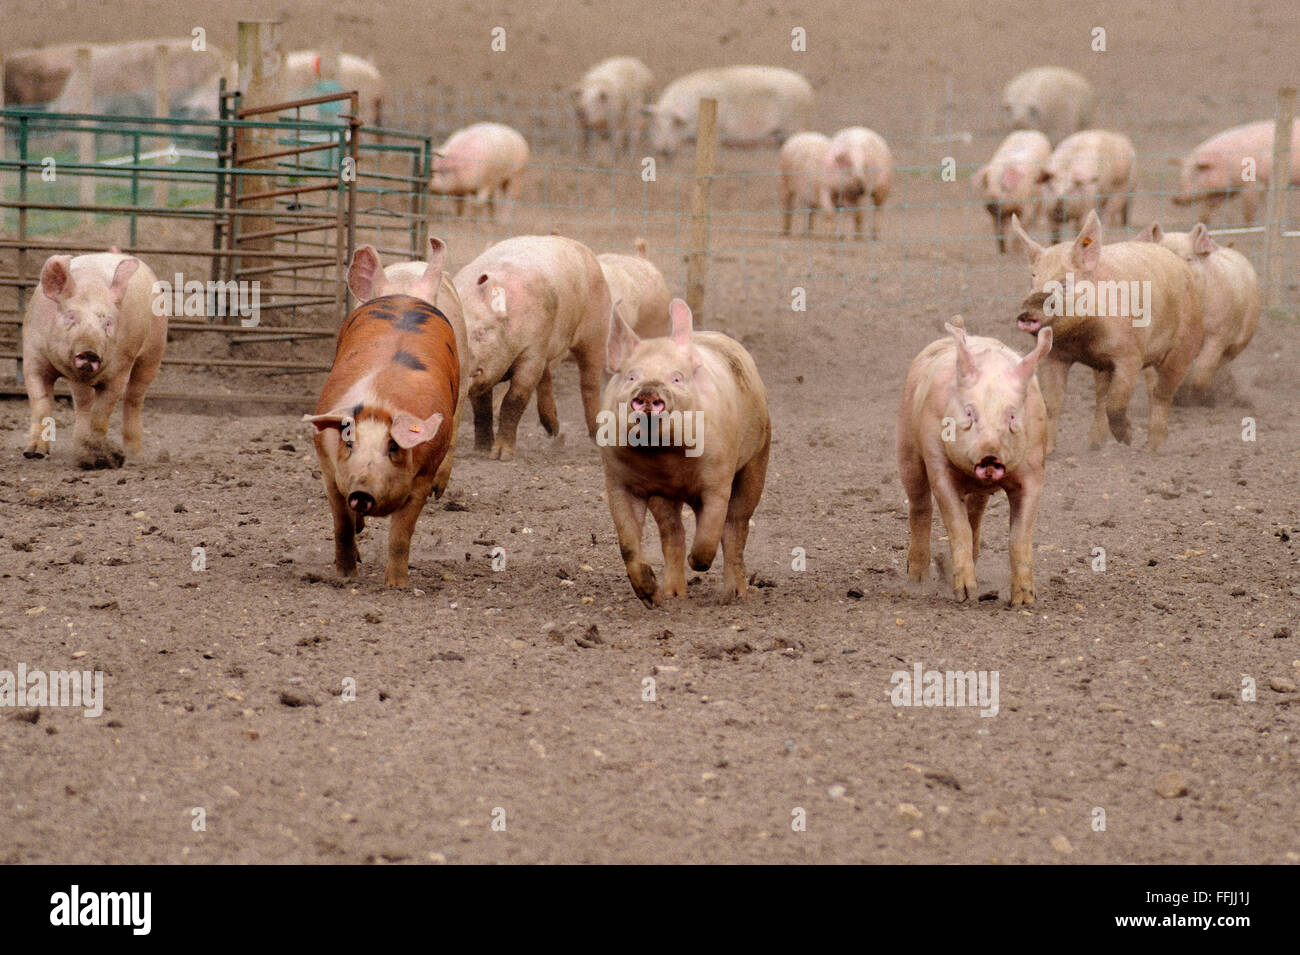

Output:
xmin=411 ymin=424 xmax=422 ymax=433
xmin=1081 ymin=237 xmax=1092 ymax=247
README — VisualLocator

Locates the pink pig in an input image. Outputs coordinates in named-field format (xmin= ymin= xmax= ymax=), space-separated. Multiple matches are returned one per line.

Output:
xmin=897 ymin=317 xmax=1053 ymax=606
xmin=1172 ymin=120 xmax=1300 ymax=224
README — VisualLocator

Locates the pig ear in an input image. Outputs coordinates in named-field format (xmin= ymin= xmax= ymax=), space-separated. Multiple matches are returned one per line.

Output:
xmin=971 ymin=165 xmax=990 ymax=190
xmin=1013 ymin=326 xmax=1053 ymax=389
xmin=1009 ymin=214 xmax=1043 ymax=263
xmin=606 ymin=302 xmax=640 ymax=373
xmin=40 ymin=255 xmax=75 ymax=302
xmin=668 ymin=298 xmax=693 ymax=347
xmin=302 ymin=409 xmax=352 ymax=433
xmin=425 ymin=236 xmax=448 ymax=274
xmin=389 ymin=411 xmax=443 ymax=449
xmin=347 ymin=245 xmax=384 ymax=302
xmin=1070 ymin=210 xmax=1103 ymax=271
xmin=832 ymin=150 xmax=852 ymax=169
xmin=477 ymin=274 xmax=508 ymax=318
xmin=1136 ymin=221 xmax=1162 ymax=243
xmin=1000 ymin=166 xmax=1021 ymax=192
xmin=108 ymin=258 xmax=140 ymax=305
xmin=408 ymin=237 xmax=447 ymax=305
xmin=1190 ymin=223 xmax=1218 ymax=256
xmin=944 ymin=317 xmax=978 ymax=383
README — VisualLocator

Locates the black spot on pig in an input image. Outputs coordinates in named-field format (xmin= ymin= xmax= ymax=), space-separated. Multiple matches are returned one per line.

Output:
xmin=393 ymin=349 xmax=426 ymax=371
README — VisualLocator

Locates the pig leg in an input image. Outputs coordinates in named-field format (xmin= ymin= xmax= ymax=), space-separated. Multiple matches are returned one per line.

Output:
xmin=572 ymin=342 xmax=606 ymax=438
xmin=383 ymin=481 xmax=432 ymax=587
xmin=1007 ymin=476 xmax=1043 ymax=606
xmin=122 ymin=342 xmax=163 ymax=456
xmin=780 ymin=181 xmax=794 ymax=235
xmin=607 ymin=479 xmax=659 ymax=607
xmin=324 ymin=478 xmax=360 ymax=576
xmin=1240 ymin=187 xmax=1259 ymax=225
xmin=1180 ymin=334 xmax=1225 ymax=405
xmin=1101 ymin=355 xmax=1141 ymax=448
xmin=900 ymin=455 xmax=933 ymax=584
xmin=688 ymin=481 xmax=732 ymax=574
xmin=471 ymin=386 xmax=494 ymax=452
xmin=535 ymin=365 xmax=560 ymax=437
xmin=871 ymin=196 xmax=884 ymax=241
xmin=993 ymin=211 xmax=1007 ymax=255
xmin=1037 ymin=357 xmax=1070 ymax=456
xmin=22 ymin=355 xmax=58 ymax=458
xmin=454 ymin=196 xmax=465 ymax=217
xmin=1087 ymin=368 xmax=1113 ymax=450
xmin=719 ymin=441 xmax=769 ymax=601
xmin=1148 ymin=328 xmax=1201 ymax=450
xmin=73 ymin=376 xmax=128 ymax=469
xmin=931 ymin=474 xmax=976 ymax=601
xmin=647 ymin=495 xmax=688 ymax=598
xmin=431 ymin=413 xmax=458 ymax=499
xmin=965 ymin=493 xmax=989 ymax=564
xmin=493 ymin=360 xmax=546 ymax=460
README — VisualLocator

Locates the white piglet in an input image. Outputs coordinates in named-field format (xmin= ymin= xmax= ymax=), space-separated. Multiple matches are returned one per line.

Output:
xmin=572 ymin=56 xmax=655 ymax=156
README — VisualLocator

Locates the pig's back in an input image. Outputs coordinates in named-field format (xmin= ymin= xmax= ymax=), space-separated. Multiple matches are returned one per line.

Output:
xmin=326 ymin=295 xmax=459 ymax=416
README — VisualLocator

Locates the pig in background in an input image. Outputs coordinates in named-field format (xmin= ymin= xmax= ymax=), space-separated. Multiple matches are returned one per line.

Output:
xmin=305 ymin=284 xmax=459 ymax=587
xmin=1171 ymin=119 xmax=1300 ymax=225
xmin=7 ymin=38 xmax=225 ymax=115
xmin=428 ymin=122 xmax=530 ymax=218
xmin=178 ymin=50 xmax=385 ymax=126
xmin=454 ymin=235 xmax=611 ymax=461
xmin=598 ymin=239 xmax=671 ymax=340
xmin=645 ymin=65 xmax=814 ymax=159
xmin=346 ymin=237 xmax=469 ymax=499
xmin=897 ymin=317 xmax=1052 ymax=606
xmin=1002 ymin=66 xmax=1094 ymax=145
xmin=1136 ymin=221 xmax=1260 ymax=406
xmin=22 ymin=252 xmax=167 ymax=469
xmin=973 ymin=130 xmax=1052 ymax=253
xmin=1011 ymin=209 xmax=1203 ymax=454
xmin=571 ymin=56 xmax=655 ymax=156
xmin=778 ymin=127 xmax=892 ymax=239
xmin=601 ymin=299 xmax=771 ymax=606
xmin=1040 ymin=130 xmax=1136 ymax=242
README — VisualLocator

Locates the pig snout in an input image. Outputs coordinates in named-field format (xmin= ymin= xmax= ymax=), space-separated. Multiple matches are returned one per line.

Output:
xmin=631 ymin=388 xmax=666 ymax=415
xmin=1016 ymin=291 xmax=1049 ymax=333
xmin=974 ymin=455 xmax=1006 ymax=482
xmin=348 ymin=491 xmax=376 ymax=515
xmin=73 ymin=350 xmax=102 ymax=375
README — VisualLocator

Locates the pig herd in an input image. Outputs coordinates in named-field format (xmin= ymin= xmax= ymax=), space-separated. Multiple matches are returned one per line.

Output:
xmin=12 ymin=55 xmax=1281 ymax=609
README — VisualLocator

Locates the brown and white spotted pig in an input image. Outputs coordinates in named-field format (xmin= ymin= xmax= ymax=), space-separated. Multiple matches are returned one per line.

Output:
xmin=305 ymin=293 xmax=460 ymax=587
xmin=22 ymin=251 xmax=166 ymax=469
xmin=346 ymin=237 xmax=469 ymax=498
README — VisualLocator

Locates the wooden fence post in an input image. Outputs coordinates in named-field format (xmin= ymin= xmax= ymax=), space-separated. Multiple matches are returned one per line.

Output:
xmin=154 ymin=43 xmax=171 ymax=208
xmin=235 ymin=20 xmax=285 ymax=267
xmin=75 ymin=47 xmax=94 ymax=226
xmin=685 ymin=97 xmax=717 ymax=325
xmin=1262 ymin=86 xmax=1295 ymax=312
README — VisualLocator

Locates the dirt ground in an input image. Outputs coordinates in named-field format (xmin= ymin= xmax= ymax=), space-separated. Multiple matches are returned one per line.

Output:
xmin=1 ymin=0 xmax=1299 ymax=865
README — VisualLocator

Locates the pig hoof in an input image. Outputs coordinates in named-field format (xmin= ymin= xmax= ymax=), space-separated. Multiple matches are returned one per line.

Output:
xmin=23 ymin=447 xmax=47 ymax=459
xmin=688 ymin=554 xmax=714 ymax=572
xmin=1010 ymin=588 xmax=1036 ymax=607
xmin=78 ymin=446 xmax=125 ymax=470
xmin=491 ymin=444 xmax=515 ymax=462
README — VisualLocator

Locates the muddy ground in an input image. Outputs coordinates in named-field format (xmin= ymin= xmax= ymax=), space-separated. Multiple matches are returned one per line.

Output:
xmin=1 ymin=0 xmax=1298 ymax=864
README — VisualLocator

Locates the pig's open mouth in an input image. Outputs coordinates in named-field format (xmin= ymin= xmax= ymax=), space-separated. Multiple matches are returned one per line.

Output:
xmin=1016 ymin=313 xmax=1043 ymax=334
xmin=975 ymin=456 xmax=1005 ymax=482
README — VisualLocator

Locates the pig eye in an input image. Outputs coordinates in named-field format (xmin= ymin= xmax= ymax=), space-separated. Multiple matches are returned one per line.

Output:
xmin=671 ymin=372 xmax=684 ymax=385
xmin=964 ymin=404 xmax=976 ymax=424
xmin=388 ymin=439 xmax=401 ymax=457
